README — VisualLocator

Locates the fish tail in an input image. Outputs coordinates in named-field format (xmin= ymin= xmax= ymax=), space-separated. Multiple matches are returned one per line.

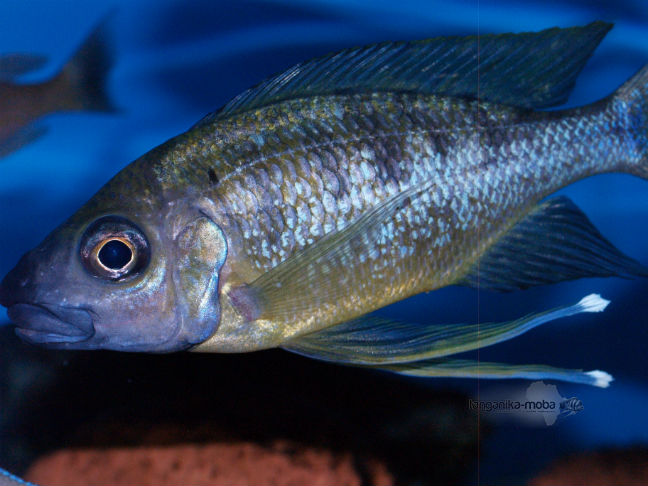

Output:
xmin=615 ymin=64 xmax=648 ymax=178
xmin=55 ymin=15 xmax=116 ymax=113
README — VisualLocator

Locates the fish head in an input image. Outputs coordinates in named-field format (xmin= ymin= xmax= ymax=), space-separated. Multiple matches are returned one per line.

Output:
xmin=0 ymin=151 xmax=228 ymax=352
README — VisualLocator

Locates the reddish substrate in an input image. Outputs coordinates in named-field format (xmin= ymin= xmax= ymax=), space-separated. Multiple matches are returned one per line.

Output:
xmin=26 ymin=439 xmax=393 ymax=486
xmin=530 ymin=447 xmax=648 ymax=486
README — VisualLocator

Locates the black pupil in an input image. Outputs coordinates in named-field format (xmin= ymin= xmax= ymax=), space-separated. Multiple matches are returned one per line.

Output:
xmin=98 ymin=240 xmax=132 ymax=270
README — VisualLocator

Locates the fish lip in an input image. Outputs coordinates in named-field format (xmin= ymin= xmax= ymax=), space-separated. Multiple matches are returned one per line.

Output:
xmin=7 ymin=303 xmax=95 ymax=344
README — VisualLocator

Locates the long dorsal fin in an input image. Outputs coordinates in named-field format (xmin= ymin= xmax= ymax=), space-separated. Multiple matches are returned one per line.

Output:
xmin=459 ymin=197 xmax=648 ymax=292
xmin=207 ymin=21 xmax=611 ymax=121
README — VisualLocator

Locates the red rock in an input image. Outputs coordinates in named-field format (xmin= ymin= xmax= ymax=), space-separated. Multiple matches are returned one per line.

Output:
xmin=530 ymin=447 xmax=648 ymax=486
xmin=25 ymin=439 xmax=393 ymax=486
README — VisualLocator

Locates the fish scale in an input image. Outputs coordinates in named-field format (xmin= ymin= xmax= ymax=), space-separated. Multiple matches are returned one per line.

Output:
xmin=147 ymin=90 xmax=632 ymax=342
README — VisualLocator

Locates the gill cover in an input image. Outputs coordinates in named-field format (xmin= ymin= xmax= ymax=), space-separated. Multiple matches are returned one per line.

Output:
xmin=173 ymin=215 xmax=227 ymax=344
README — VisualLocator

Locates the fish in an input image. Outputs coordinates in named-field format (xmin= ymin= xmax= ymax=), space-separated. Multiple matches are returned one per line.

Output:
xmin=559 ymin=397 xmax=584 ymax=417
xmin=1 ymin=22 xmax=646 ymax=388
xmin=0 ymin=18 xmax=115 ymax=159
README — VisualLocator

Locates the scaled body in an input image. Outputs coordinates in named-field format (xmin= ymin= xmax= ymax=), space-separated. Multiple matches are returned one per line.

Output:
xmin=0 ymin=22 xmax=646 ymax=387
xmin=165 ymin=92 xmax=635 ymax=350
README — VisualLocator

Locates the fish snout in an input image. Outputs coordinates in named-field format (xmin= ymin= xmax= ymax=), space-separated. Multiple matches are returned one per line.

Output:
xmin=1 ymin=252 xmax=95 ymax=345
xmin=9 ymin=303 xmax=94 ymax=345
xmin=0 ymin=251 xmax=40 ymax=308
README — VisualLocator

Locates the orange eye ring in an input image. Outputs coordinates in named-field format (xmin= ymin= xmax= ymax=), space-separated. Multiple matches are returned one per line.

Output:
xmin=80 ymin=216 xmax=150 ymax=282
xmin=91 ymin=237 xmax=136 ymax=273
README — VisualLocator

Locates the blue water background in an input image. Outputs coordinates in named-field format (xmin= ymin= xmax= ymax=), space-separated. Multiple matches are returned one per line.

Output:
xmin=0 ymin=0 xmax=647 ymax=483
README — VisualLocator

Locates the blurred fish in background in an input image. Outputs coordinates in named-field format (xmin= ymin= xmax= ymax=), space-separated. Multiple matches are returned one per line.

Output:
xmin=0 ymin=18 xmax=115 ymax=159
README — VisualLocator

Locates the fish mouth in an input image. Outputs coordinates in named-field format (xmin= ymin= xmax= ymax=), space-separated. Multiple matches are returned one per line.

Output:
xmin=8 ymin=303 xmax=95 ymax=345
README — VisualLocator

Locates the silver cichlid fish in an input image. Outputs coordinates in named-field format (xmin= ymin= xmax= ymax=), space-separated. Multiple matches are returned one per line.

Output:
xmin=1 ymin=22 xmax=647 ymax=388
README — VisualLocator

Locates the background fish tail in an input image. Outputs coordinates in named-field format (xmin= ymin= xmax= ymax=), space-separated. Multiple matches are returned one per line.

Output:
xmin=616 ymin=64 xmax=648 ymax=178
xmin=55 ymin=17 xmax=115 ymax=113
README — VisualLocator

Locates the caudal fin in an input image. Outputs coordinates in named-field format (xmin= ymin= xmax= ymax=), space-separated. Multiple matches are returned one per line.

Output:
xmin=56 ymin=15 xmax=116 ymax=113
xmin=616 ymin=64 xmax=648 ymax=178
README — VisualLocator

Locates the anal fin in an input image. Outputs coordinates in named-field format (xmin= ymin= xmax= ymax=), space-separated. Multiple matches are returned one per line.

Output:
xmin=459 ymin=197 xmax=648 ymax=292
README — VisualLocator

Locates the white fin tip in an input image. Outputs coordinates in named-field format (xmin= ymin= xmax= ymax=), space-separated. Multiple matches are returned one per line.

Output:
xmin=577 ymin=294 xmax=610 ymax=313
xmin=586 ymin=370 xmax=614 ymax=388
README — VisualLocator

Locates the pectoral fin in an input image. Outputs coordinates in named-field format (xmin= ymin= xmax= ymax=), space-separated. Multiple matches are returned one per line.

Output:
xmin=459 ymin=197 xmax=648 ymax=292
xmin=283 ymin=294 xmax=612 ymax=387
xmin=238 ymin=177 xmax=432 ymax=323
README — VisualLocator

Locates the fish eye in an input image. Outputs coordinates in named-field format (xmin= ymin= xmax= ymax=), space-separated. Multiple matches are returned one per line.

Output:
xmin=96 ymin=238 xmax=134 ymax=271
xmin=80 ymin=216 xmax=150 ymax=281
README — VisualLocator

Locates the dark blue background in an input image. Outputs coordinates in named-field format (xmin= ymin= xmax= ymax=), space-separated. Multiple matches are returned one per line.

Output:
xmin=1 ymin=0 xmax=647 ymax=483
